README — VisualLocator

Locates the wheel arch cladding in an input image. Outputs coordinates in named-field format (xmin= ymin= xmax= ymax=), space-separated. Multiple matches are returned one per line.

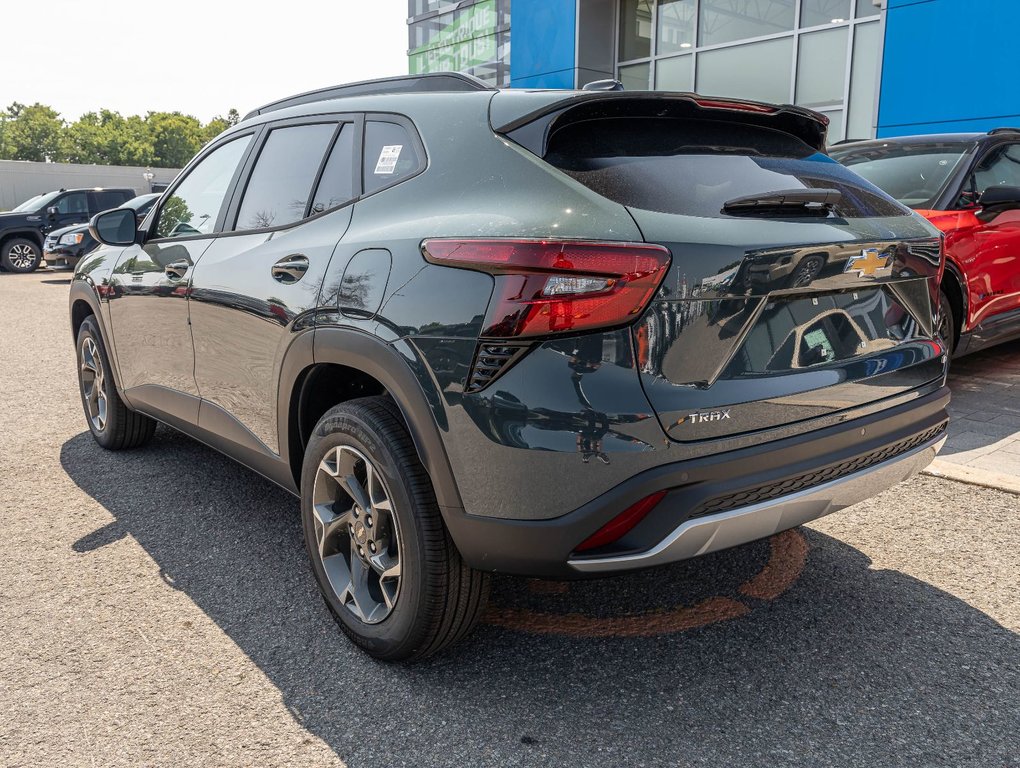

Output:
xmin=1 ymin=230 xmax=44 ymax=249
xmin=941 ymin=259 xmax=967 ymax=335
xmin=282 ymin=327 xmax=464 ymax=512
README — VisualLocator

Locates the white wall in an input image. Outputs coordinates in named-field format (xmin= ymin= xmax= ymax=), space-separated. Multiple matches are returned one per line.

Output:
xmin=0 ymin=161 xmax=181 ymax=210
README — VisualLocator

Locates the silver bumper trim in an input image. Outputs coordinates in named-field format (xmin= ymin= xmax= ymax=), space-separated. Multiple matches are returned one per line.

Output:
xmin=568 ymin=435 xmax=945 ymax=574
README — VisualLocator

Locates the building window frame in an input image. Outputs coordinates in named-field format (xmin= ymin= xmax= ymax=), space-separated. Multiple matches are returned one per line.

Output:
xmin=614 ymin=0 xmax=884 ymax=141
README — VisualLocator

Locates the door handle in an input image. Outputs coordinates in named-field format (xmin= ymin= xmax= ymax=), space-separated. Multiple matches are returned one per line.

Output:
xmin=271 ymin=254 xmax=309 ymax=284
xmin=165 ymin=260 xmax=190 ymax=279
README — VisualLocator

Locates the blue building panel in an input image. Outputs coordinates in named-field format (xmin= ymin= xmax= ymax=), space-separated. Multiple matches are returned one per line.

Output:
xmin=879 ymin=0 xmax=1020 ymax=136
xmin=509 ymin=0 xmax=577 ymax=89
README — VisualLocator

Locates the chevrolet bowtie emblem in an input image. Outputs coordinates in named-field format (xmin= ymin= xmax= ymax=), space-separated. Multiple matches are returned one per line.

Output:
xmin=845 ymin=248 xmax=892 ymax=278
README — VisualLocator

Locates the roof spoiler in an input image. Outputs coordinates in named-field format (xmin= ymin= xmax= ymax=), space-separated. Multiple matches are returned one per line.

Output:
xmin=493 ymin=92 xmax=831 ymax=155
xmin=243 ymin=72 xmax=495 ymax=121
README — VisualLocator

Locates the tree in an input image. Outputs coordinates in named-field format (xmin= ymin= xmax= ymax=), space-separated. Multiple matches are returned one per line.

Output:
xmin=65 ymin=110 xmax=154 ymax=166
xmin=147 ymin=111 xmax=204 ymax=168
xmin=1 ymin=103 xmax=67 ymax=162
xmin=203 ymin=108 xmax=241 ymax=143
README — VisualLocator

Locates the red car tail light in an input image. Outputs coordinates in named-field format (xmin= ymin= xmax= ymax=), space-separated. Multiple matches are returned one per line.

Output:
xmin=574 ymin=491 xmax=668 ymax=553
xmin=421 ymin=239 xmax=671 ymax=338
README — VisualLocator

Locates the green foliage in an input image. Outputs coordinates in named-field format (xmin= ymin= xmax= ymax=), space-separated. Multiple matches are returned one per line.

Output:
xmin=0 ymin=103 xmax=239 ymax=168
xmin=0 ymin=103 xmax=68 ymax=162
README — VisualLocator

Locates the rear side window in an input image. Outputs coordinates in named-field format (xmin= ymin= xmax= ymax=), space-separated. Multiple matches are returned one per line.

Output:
xmin=91 ymin=191 xmax=128 ymax=212
xmin=362 ymin=120 xmax=421 ymax=195
xmin=235 ymin=123 xmax=337 ymax=231
xmin=544 ymin=117 xmax=907 ymax=219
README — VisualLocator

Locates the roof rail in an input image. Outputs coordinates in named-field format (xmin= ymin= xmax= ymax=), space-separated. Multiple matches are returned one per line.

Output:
xmin=243 ymin=72 xmax=495 ymax=120
xmin=988 ymin=127 xmax=1020 ymax=135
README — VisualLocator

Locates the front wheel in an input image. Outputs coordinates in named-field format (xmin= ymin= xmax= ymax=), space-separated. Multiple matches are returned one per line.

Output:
xmin=1 ymin=238 xmax=42 ymax=273
xmin=301 ymin=396 xmax=489 ymax=661
xmin=76 ymin=316 xmax=157 ymax=449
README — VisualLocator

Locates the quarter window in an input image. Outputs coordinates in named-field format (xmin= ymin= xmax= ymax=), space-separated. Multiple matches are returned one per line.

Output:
xmin=363 ymin=121 xmax=422 ymax=195
xmin=235 ymin=123 xmax=336 ymax=231
xmin=155 ymin=135 xmax=252 ymax=239
xmin=310 ymin=125 xmax=356 ymax=214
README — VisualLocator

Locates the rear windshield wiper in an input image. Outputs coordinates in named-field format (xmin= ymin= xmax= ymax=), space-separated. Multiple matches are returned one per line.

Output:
xmin=722 ymin=188 xmax=842 ymax=216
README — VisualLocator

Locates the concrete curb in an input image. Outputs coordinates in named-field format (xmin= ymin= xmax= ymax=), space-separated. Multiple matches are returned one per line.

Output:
xmin=923 ymin=458 xmax=1020 ymax=496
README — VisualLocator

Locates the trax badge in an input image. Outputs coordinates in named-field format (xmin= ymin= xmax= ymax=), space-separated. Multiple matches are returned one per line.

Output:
xmin=844 ymin=248 xmax=892 ymax=278
xmin=677 ymin=410 xmax=731 ymax=426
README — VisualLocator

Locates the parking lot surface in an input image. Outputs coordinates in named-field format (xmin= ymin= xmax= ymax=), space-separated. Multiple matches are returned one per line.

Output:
xmin=2 ymin=270 xmax=1018 ymax=767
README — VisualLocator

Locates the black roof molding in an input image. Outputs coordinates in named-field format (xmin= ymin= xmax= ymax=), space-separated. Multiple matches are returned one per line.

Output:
xmin=243 ymin=72 xmax=495 ymax=120
xmin=988 ymin=127 xmax=1020 ymax=135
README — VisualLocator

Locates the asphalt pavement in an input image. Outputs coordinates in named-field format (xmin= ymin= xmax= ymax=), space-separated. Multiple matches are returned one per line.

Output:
xmin=1 ymin=270 xmax=1018 ymax=767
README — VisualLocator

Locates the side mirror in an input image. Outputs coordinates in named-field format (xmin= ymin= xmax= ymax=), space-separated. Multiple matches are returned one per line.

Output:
xmin=46 ymin=206 xmax=58 ymax=217
xmin=980 ymin=185 xmax=1020 ymax=209
xmin=90 ymin=208 xmax=138 ymax=247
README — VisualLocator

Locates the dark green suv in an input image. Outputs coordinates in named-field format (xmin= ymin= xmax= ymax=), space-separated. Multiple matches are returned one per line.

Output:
xmin=69 ymin=73 xmax=951 ymax=660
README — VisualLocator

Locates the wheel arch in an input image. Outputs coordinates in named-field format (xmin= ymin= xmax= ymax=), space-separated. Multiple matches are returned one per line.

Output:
xmin=68 ymin=280 xmax=126 ymax=395
xmin=279 ymin=327 xmax=464 ymax=512
xmin=0 ymin=229 xmax=44 ymax=251
xmin=941 ymin=258 xmax=967 ymax=338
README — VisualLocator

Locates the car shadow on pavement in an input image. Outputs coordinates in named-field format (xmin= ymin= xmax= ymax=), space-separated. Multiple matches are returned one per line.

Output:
xmin=61 ymin=428 xmax=1019 ymax=767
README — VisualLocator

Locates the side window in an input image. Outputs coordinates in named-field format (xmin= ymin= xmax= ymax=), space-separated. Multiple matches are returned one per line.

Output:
xmin=154 ymin=136 xmax=252 ymax=239
xmin=55 ymin=192 xmax=88 ymax=215
xmin=310 ymin=125 xmax=355 ymax=214
xmin=974 ymin=144 xmax=1020 ymax=195
xmin=91 ymin=191 xmax=126 ymax=213
xmin=234 ymin=123 xmax=336 ymax=231
xmin=362 ymin=120 xmax=422 ymax=195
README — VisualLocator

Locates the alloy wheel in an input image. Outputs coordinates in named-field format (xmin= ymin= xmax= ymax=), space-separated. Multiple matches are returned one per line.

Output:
xmin=8 ymin=243 xmax=38 ymax=270
xmin=311 ymin=445 xmax=402 ymax=624
xmin=80 ymin=337 xmax=108 ymax=432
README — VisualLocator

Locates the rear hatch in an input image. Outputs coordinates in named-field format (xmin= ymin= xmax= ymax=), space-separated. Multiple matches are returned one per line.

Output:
xmin=495 ymin=92 xmax=946 ymax=442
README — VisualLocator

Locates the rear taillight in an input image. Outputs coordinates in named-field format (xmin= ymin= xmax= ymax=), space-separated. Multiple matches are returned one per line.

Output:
xmin=422 ymin=239 xmax=671 ymax=338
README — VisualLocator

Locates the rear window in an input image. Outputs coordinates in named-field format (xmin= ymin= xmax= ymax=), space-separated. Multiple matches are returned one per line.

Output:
xmin=544 ymin=117 xmax=908 ymax=219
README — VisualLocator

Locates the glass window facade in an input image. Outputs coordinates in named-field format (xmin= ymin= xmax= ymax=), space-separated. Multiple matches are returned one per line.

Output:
xmin=616 ymin=0 xmax=885 ymax=142
xmin=408 ymin=0 xmax=511 ymax=86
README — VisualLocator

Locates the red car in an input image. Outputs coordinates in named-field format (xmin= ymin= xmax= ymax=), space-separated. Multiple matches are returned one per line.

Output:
xmin=832 ymin=130 xmax=1020 ymax=356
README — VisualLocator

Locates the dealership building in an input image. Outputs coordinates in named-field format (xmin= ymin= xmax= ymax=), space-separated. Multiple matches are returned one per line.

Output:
xmin=408 ymin=0 xmax=1020 ymax=142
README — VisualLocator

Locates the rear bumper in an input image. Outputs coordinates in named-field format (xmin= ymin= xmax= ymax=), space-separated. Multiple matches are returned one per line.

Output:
xmin=568 ymin=433 xmax=942 ymax=573
xmin=444 ymin=386 xmax=949 ymax=578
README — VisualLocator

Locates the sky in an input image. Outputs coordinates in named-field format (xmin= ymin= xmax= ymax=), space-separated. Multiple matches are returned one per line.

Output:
xmin=0 ymin=0 xmax=410 ymax=124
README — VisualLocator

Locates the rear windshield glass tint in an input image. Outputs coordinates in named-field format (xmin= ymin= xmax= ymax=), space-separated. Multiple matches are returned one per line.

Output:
xmin=544 ymin=117 xmax=908 ymax=219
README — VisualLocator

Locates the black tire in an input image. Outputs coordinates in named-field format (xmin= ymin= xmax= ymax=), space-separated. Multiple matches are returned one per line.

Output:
xmin=1 ymin=238 xmax=42 ymax=273
xmin=76 ymin=316 xmax=157 ymax=450
xmin=301 ymin=396 xmax=489 ymax=661
xmin=938 ymin=289 xmax=957 ymax=357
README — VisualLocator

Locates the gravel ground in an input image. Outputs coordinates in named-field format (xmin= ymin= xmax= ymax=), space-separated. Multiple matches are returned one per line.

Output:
xmin=1 ymin=270 xmax=1018 ymax=767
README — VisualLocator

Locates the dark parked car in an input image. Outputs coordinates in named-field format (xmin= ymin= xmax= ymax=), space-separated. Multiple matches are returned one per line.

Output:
xmin=69 ymin=74 xmax=951 ymax=660
xmin=0 ymin=187 xmax=135 ymax=272
xmin=832 ymin=130 xmax=1020 ymax=356
xmin=44 ymin=194 xmax=161 ymax=269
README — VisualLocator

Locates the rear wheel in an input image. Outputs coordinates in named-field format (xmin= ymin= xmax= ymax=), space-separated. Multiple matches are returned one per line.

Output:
xmin=938 ymin=289 xmax=957 ymax=357
xmin=1 ymin=238 xmax=42 ymax=273
xmin=76 ymin=316 xmax=157 ymax=449
xmin=301 ymin=396 xmax=489 ymax=661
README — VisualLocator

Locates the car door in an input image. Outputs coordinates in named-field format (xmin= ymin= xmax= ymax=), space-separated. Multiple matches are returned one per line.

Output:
xmin=958 ymin=142 xmax=1020 ymax=326
xmin=107 ymin=133 xmax=255 ymax=423
xmin=188 ymin=117 xmax=359 ymax=455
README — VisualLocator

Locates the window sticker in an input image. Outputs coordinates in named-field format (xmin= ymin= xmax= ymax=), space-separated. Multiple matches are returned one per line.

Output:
xmin=374 ymin=145 xmax=403 ymax=175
